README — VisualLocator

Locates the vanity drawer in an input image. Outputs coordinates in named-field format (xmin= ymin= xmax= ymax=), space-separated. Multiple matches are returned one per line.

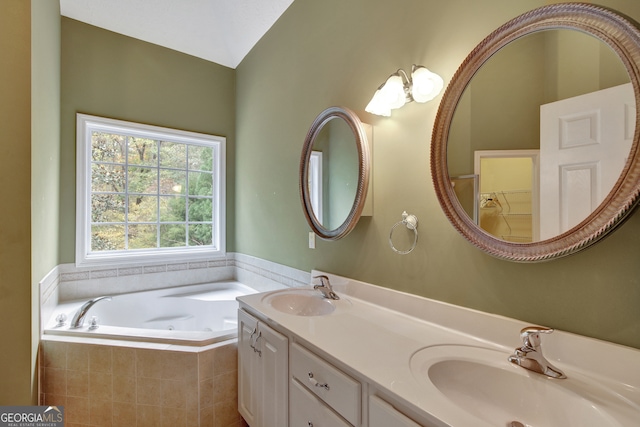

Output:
xmin=290 ymin=379 xmax=352 ymax=427
xmin=290 ymin=343 xmax=361 ymax=425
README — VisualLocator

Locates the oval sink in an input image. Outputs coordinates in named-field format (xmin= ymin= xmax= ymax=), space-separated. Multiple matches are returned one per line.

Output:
xmin=262 ymin=289 xmax=349 ymax=316
xmin=410 ymin=345 xmax=639 ymax=427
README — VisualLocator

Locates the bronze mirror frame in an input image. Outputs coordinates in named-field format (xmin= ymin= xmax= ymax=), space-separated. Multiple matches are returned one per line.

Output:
xmin=431 ymin=3 xmax=640 ymax=262
xmin=300 ymin=106 xmax=371 ymax=240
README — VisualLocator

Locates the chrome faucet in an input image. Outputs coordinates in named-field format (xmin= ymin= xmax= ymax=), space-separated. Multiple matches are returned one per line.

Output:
xmin=313 ymin=275 xmax=339 ymax=300
xmin=508 ymin=326 xmax=566 ymax=379
xmin=70 ymin=296 xmax=112 ymax=329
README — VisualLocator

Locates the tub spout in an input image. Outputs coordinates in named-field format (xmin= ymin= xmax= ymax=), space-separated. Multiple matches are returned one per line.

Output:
xmin=70 ymin=296 xmax=112 ymax=329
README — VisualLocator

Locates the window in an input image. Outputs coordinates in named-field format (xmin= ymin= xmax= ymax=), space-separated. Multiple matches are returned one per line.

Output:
xmin=76 ymin=114 xmax=225 ymax=266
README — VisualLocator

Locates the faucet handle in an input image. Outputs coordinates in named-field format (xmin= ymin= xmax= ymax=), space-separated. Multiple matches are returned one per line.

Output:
xmin=520 ymin=326 xmax=554 ymax=350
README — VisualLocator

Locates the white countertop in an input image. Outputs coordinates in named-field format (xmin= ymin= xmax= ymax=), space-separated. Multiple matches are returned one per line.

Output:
xmin=237 ymin=270 xmax=640 ymax=427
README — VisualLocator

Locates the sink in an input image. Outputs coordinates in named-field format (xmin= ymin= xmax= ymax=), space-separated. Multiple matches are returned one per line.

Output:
xmin=262 ymin=289 xmax=349 ymax=316
xmin=410 ymin=345 xmax=639 ymax=427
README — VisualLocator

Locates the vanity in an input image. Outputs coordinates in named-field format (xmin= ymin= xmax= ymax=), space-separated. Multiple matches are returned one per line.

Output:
xmin=237 ymin=271 xmax=640 ymax=427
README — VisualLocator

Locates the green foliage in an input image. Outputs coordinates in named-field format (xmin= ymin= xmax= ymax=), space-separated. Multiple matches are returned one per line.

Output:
xmin=90 ymin=135 xmax=216 ymax=252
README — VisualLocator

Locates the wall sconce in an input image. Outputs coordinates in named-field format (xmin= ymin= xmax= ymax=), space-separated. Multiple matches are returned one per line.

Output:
xmin=365 ymin=65 xmax=444 ymax=116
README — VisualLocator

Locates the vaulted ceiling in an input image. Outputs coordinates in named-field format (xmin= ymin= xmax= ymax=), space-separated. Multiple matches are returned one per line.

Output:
xmin=60 ymin=0 xmax=295 ymax=69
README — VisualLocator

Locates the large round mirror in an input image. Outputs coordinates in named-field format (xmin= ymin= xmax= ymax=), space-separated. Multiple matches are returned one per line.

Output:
xmin=300 ymin=106 xmax=371 ymax=240
xmin=432 ymin=3 xmax=640 ymax=261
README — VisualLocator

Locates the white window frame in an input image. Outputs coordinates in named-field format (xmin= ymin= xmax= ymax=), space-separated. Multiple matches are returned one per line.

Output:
xmin=76 ymin=113 xmax=226 ymax=267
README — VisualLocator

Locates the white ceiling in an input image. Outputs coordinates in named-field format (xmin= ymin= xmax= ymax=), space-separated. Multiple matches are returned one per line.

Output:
xmin=59 ymin=0 xmax=295 ymax=69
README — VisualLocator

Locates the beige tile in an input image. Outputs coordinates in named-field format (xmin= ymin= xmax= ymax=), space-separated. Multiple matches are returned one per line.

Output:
xmin=136 ymin=349 xmax=163 ymax=378
xmin=198 ymin=349 xmax=214 ymax=381
xmin=137 ymin=404 xmax=163 ymax=427
xmin=200 ymin=405 xmax=214 ymax=427
xmin=113 ymin=374 xmax=136 ymax=403
xmin=212 ymin=344 xmax=237 ymax=377
xmin=214 ymin=399 xmax=243 ymax=427
xmin=213 ymin=371 xmax=237 ymax=403
xmin=89 ymin=371 xmax=113 ymax=400
xmin=67 ymin=343 xmax=89 ymax=372
xmin=89 ymin=398 xmax=113 ymax=427
xmin=66 ymin=396 xmax=90 ymax=425
xmin=89 ymin=345 xmax=113 ymax=374
xmin=137 ymin=377 xmax=163 ymax=406
xmin=161 ymin=406 xmax=186 ymax=427
xmin=186 ymin=407 xmax=200 ymax=427
xmin=162 ymin=351 xmax=190 ymax=381
xmin=112 ymin=402 xmax=136 ymax=426
xmin=44 ymin=367 xmax=66 ymax=396
xmin=199 ymin=378 xmax=214 ymax=409
xmin=185 ymin=377 xmax=200 ymax=414
xmin=67 ymin=369 xmax=89 ymax=397
xmin=112 ymin=347 xmax=136 ymax=377
xmin=161 ymin=379 xmax=187 ymax=409
xmin=42 ymin=393 xmax=67 ymax=408
xmin=43 ymin=341 xmax=67 ymax=369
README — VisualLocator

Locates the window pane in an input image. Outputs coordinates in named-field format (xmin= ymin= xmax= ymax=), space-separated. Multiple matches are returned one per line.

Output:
xmin=189 ymin=224 xmax=212 ymax=246
xmin=128 ymin=195 xmax=157 ymax=222
xmin=159 ymin=169 xmax=186 ymax=195
xmin=91 ymin=194 xmax=125 ymax=222
xmin=188 ymin=198 xmax=212 ymax=222
xmin=160 ymin=141 xmax=186 ymax=169
xmin=128 ymin=137 xmax=157 ymax=166
xmin=128 ymin=167 xmax=156 ymax=194
xmin=92 ymin=164 xmax=125 ymax=193
xmin=91 ymin=224 xmax=125 ymax=251
xmin=160 ymin=224 xmax=186 ymax=247
xmin=160 ymin=196 xmax=186 ymax=222
xmin=188 ymin=145 xmax=213 ymax=171
xmin=129 ymin=224 xmax=157 ymax=249
xmin=188 ymin=171 xmax=213 ymax=196
xmin=92 ymin=132 xmax=125 ymax=163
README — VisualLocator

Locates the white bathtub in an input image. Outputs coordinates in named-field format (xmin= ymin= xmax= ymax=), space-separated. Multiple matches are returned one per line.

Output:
xmin=44 ymin=281 xmax=258 ymax=346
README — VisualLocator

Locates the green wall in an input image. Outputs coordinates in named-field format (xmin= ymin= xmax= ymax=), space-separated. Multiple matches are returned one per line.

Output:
xmin=236 ymin=0 xmax=640 ymax=349
xmin=0 ymin=0 xmax=60 ymax=405
xmin=31 ymin=0 xmax=61 ymax=404
xmin=59 ymin=18 xmax=237 ymax=259
xmin=0 ymin=0 xmax=33 ymax=405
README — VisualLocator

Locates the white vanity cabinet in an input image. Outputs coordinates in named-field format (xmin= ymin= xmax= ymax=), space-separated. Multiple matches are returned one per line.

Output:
xmin=238 ymin=309 xmax=289 ymax=427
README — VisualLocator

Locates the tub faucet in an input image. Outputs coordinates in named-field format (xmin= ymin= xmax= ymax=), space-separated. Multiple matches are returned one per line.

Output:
xmin=313 ymin=275 xmax=339 ymax=300
xmin=508 ymin=326 xmax=566 ymax=379
xmin=70 ymin=296 xmax=112 ymax=329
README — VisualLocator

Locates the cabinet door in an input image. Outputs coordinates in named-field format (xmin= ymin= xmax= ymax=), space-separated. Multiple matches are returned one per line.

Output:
xmin=369 ymin=395 xmax=421 ymax=427
xmin=237 ymin=309 xmax=289 ymax=427
xmin=257 ymin=320 xmax=289 ymax=427
xmin=238 ymin=309 xmax=260 ymax=426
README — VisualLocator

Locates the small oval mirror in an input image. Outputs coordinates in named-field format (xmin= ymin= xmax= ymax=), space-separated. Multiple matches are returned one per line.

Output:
xmin=300 ymin=106 xmax=371 ymax=240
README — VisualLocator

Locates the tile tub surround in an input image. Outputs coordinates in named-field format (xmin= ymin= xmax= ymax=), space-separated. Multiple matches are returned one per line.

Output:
xmin=40 ymin=338 xmax=248 ymax=427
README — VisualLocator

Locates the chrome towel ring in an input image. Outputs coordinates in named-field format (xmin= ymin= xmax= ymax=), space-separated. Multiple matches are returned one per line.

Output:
xmin=389 ymin=211 xmax=418 ymax=254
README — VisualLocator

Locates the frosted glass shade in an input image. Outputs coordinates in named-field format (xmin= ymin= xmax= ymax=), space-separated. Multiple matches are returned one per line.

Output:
xmin=411 ymin=66 xmax=444 ymax=103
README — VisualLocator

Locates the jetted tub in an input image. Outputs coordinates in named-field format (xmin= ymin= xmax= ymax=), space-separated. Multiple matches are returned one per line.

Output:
xmin=44 ymin=281 xmax=259 ymax=346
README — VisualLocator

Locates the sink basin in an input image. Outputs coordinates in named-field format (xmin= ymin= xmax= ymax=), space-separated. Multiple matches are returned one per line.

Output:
xmin=410 ymin=345 xmax=639 ymax=427
xmin=262 ymin=289 xmax=349 ymax=316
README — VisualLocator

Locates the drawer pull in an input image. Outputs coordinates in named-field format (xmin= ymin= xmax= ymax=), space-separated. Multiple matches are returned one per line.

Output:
xmin=308 ymin=372 xmax=330 ymax=390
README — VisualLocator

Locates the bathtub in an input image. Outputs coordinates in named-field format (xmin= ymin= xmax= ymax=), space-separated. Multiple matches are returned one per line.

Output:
xmin=43 ymin=281 xmax=258 ymax=346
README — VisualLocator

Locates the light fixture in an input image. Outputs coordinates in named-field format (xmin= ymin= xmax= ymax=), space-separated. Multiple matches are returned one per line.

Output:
xmin=365 ymin=65 xmax=444 ymax=116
